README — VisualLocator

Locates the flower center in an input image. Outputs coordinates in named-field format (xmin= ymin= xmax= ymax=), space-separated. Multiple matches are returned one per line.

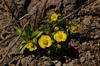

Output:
xmin=58 ymin=35 xmax=63 ymax=39
xmin=52 ymin=16 xmax=56 ymax=19
xmin=43 ymin=41 xmax=48 ymax=45
xmin=31 ymin=45 xmax=34 ymax=48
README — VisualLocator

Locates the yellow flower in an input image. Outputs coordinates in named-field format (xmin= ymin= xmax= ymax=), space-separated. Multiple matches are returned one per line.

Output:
xmin=51 ymin=13 xmax=59 ymax=21
xmin=54 ymin=31 xmax=67 ymax=42
xmin=38 ymin=35 xmax=52 ymax=48
xmin=26 ymin=42 xmax=37 ymax=51
xmin=69 ymin=22 xmax=79 ymax=34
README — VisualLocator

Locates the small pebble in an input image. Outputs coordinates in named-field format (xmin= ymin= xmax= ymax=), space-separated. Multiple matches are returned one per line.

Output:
xmin=63 ymin=63 xmax=66 ymax=66
xmin=55 ymin=61 xmax=61 ymax=66
xmin=80 ymin=57 xmax=85 ymax=63
xmin=94 ymin=35 xmax=99 ymax=39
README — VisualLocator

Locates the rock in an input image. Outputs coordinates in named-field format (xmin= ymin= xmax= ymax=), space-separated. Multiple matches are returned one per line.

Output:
xmin=73 ymin=59 xmax=79 ymax=64
xmin=55 ymin=61 xmax=61 ymax=66
xmin=65 ymin=60 xmax=69 ymax=63
xmin=86 ymin=51 xmax=91 ymax=57
xmin=83 ymin=16 xmax=91 ymax=25
xmin=91 ymin=22 xmax=96 ymax=27
xmin=44 ymin=61 xmax=51 ymax=66
xmin=67 ymin=61 xmax=74 ymax=66
xmin=95 ymin=21 xmax=100 ymax=28
xmin=94 ymin=35 xmax=99 ymax=39
xmin=96 ymin=53 xmax=100 ymax=61
xmin=63 ymin=63 xmax=66 ymax=66
xmin=30 ymin=61 xmax=35 ymax=66
xmin=52 ymin=60 xmax=58 ymax=64
xmin=82 ymin=42 xmax=87 ymax=46
xmin=70 ymin=40 xmax=79 ymax=47
xmin=80 ymin=57 xmax=85 ymax=63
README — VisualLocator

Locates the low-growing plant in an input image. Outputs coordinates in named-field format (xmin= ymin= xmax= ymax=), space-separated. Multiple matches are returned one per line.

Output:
xmin=15 ymin=11 xmax=80 ymax=56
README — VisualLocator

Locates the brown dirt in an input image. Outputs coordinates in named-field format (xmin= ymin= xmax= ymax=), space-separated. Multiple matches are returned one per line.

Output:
xmin=0 ymin=0 xmax=100 ymax=66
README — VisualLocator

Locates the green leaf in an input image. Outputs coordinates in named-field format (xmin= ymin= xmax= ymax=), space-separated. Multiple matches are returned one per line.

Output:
xmin=19 ymin=40 xmax=27 ymax=54
xmin=36 ymin=31 xmax=44 ymax=38
xmin=32 ymin=31 xmax=40 ymax=37
xmin=51 ymin=32 xmax=55 ymax=37
xmin=14 ymin=27 xmax=22 ymax=34
xmin=32 ymin=38 xmax=37 ymax=44
xmin=20 ymin=44 xmax=27 ymax=54
xmin=14 ymin=26 xmax=26 ymax=40
xmin=19 ymin=44 xmax=24 ymax=50
xmin=23 ymin=24 xmax=33 ymax=41
xmin=17 ymin=40 xmax=26 ymax=50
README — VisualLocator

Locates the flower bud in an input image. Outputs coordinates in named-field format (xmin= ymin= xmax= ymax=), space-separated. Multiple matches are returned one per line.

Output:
xmin=57 ymin=44 xmax=61 ymax=48
xmin=54 ymin=27 xmax=59 ymax=31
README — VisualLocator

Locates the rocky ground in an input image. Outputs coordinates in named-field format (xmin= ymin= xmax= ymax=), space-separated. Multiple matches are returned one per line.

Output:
xmin=0 ymin=0 xmax=100 ymax=66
